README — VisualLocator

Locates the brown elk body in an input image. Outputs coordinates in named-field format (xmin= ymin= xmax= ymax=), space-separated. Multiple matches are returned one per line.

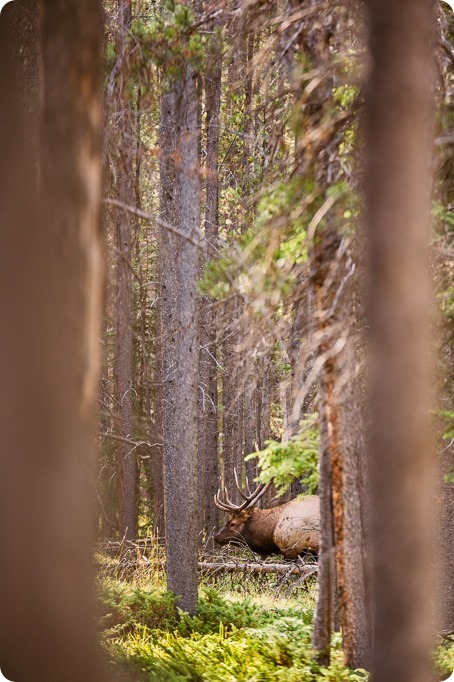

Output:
xmin=214 ymin=474 xmax=320 ymax=560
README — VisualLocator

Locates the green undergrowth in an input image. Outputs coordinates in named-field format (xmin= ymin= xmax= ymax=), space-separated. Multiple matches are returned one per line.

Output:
xmin=98 ymin=563 xmax=454 ymax=681
xmin=100 ymin=580 xmax=369 ymax=681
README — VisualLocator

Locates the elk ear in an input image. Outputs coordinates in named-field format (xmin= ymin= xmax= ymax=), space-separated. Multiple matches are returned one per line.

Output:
xmin=240 ymin=508 xmax=254 ymax=521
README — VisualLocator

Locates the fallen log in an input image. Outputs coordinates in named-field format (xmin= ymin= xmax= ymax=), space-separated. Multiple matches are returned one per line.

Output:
xmin=197 ymin=561 xmax=318 ymax=577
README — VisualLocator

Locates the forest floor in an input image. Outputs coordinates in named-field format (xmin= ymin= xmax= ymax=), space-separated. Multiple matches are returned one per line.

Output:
xmin=97 ymin=548 xmax=454 ymax=681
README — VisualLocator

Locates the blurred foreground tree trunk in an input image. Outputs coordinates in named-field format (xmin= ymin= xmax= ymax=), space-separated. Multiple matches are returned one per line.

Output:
xmin=364 ymin=1 xmax=436 ymax=681
xmin=0 ymin=1 xmax=105 ymax=680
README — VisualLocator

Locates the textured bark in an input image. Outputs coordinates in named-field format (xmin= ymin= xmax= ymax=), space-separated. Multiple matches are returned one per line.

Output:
xmin=283 ymin=283 xmax=312 ymax=442
xmin=198 ymin=14 xmax=222 ymax=544
xmin=115 ymin=0 xmax=138 ymax=541
xmin=222 ymin=296 xmax=244 ymax=499
xmin=364 ymin=1 xmax=436 ymax=680
xmin=310 ymin=232 xmax=370 ymax=670
xmin=311 ymin=390 xmax=336 ymax=665
xmin=160 ymin=65 xmax=200 ymax=614
xmin=244 ymin=367 xmax=259 ymax=485
xmin=243 ymin=359 xmax=258 ymax=448
xmin=151 ymin=301 xmax=165 ymax=537
xmin=257 ymin=358 xmax=274 ymax=449
xmin=0 ymin=2 xmax=105 ymax=680
xmin=438 ymin=443 xmax=454 ymax=633
xmin=221 ymin=20 xmax=256 ymax=501
xmin=156 ymin=83 xmax=180 ymax=542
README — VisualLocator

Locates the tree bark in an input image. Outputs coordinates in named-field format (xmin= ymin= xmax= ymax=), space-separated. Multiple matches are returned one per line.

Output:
xmin=281 ymin=0 xmax=370 ymax=665
xmin=311 ymin=389 xmax=336 ymax=665
xmin=310 ymin=231 xmax=370 ymax=670
xmin=115 ymin=0 xmax=138 ymax=541
xmin=0 ymin=2 xmax=105 ymax=680
xmin=151 ymin=298 xmax=166 ymax=537
xmin=222 ymin=296 xmax=245 ymax=499
xmin=198 ymin=13 xmax=223 ymax=544
xmin=364 ymin=1 xmax=436 ymax=680
xmin=160 ymin=62 xmax=201 ymax=614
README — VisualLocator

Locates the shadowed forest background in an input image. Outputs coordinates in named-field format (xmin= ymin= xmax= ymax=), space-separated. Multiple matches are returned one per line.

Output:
xmin=0 ymin=1 xmax=453 ymax=681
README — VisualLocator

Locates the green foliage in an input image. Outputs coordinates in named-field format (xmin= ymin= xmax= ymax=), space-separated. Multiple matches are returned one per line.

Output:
xmin=110 ymin=4 xmax=205 ymax=88
xmin=439 ymin=410 xmax=454 ymax=442
xmin=200 ymin=173 xmax=357 ymax=325
xmin=437 ymin=284 xmax=454 ymax=324
xmin=200 ymin=178 xmax=313 ymax=305
xmin=333 ymin=84 xmax=358 ymax=110
xmin=99 ymin=581 xmax=177 ymax=637
xmin=433 ymin=202 xmax=454 ymax=233
xmin=134 ymin=15 xmax=203 ymax=80
xmin=434 ymin=640 xmax=454 ymax=678
xmin=177 ymin=588 xmax=272 ymax=636
xmin=245 ymin=414 xmax=320 ymax=496
xmin=101 ymin=582 xmax=368 ymax=682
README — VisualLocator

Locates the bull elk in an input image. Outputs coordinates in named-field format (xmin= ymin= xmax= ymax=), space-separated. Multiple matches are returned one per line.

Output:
xmin=214 ymin=471 xmax=320 ymax=560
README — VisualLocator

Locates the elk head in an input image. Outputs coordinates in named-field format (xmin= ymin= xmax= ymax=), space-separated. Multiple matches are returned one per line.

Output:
xmin=213 ymin=470 xmax=271 ymax=547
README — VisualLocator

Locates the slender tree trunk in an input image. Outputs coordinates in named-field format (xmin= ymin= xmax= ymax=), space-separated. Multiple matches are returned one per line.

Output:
xmin=151 ymin=300 xmax=165 ymax=537
xmin=198 ymin=14 xmax=223 ymax=544
xmin=364 ymin=2 xmax=436 ymax=681
xmin=160 ymin=62 xmax=201 ymax=614
xmin=115 ymin=0 xmax=138 ymax=541
xmin=311 ymin=388 xmax=336 ymax=665
xmin=222 ymin=296 xmax=244 ymax=498
xmin=257 ymin=357 xmax=274 ymax=449
xmin=0 ymin=2 xmax=105 ymax=680
xmin=244 ymin=367 xmax=258 ymax=471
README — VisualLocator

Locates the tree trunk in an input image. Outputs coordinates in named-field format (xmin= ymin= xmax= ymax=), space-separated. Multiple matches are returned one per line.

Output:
xmin=160 ymin=62 xmax=201 ymax=614
xmin=310 ymin=230 xmax=370 ymax=669
xmin=222 ymin=296 xmax=244 ymax=499
xmin=281 ymin=0 xmax=370 ymax=665
xmin=0 ymin=2 xmax=105 ymax=680
xmin=115 ymin=0 xmax=138 ymax=541
xmin=198 ymin=13 xmax=223 ymax=544
xmin=364 ymin=1 xmax=436 ymax=680
xmin=311 ymin=389 xmax=336 ymax=665
xmin=151 ymin=297 xmax=165 ymax=537
xmin=244 ymin=366 xmax=258 ymax=482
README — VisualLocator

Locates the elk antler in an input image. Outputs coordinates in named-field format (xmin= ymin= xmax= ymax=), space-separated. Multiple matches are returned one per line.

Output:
xmin=214 ymin=470 xmax=271 ymax=513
